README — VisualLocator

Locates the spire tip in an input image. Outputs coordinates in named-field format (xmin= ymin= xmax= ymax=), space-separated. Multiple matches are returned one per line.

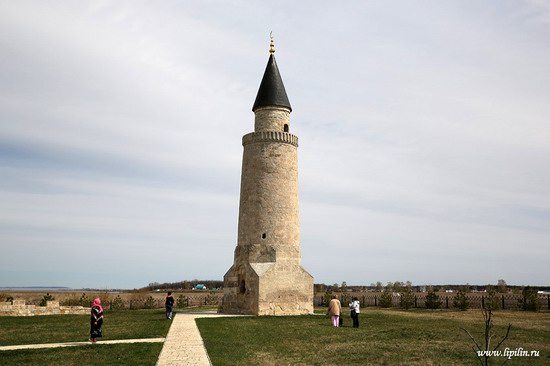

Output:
xmin=269 ymin=31 xmax=275 ymax=54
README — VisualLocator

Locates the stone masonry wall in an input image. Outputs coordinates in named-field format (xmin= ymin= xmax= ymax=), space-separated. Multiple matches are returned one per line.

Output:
xmin=254 ymin=106 xmax=291 ymax=132
xmin=237 ymin=139 xmax=300 ymax=264
xmin=0 ymin=300 xmax=89 ymax=316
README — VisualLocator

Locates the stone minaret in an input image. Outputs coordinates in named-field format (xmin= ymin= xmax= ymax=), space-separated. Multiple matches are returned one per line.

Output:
xmin=222 ymin=37 xmax=313 ymax=315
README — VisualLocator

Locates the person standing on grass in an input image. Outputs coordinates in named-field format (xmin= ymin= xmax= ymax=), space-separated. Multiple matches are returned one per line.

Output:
xmin=90 ymin=297 xmax=104 ymax=343
xmin=327 ymin=295 xmax=342 ymax=327
xmin=349 ymin=297 xmax=360 ymax=328
xmin=165 ymin=291 xmax=175 ymax=320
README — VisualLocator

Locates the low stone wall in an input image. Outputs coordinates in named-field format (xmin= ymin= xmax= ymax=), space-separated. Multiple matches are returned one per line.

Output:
xmin=0 ymin=300 xmax=89 ymax=316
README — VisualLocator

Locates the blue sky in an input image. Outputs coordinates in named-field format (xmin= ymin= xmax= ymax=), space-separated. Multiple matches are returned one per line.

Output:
xmin=1 ymin=1 xmax=549 ymax=289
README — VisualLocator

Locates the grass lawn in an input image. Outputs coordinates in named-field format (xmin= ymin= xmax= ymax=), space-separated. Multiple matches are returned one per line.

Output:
xmin=197 ymin=308 xmax=550 ymax=366
xmin=0 ymin=309 xmax=172 ymax=366
xmin=0 ymin=343 xmax=163 ymax=366
xmin=0 ymin=309 xmax=172 ymax=346
xmin=1 ymin=307 xmax=549 ymax=365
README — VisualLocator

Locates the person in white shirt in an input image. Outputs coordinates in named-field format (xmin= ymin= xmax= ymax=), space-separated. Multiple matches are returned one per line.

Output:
xmin=349 ymin=297 xmax=360 ymax=328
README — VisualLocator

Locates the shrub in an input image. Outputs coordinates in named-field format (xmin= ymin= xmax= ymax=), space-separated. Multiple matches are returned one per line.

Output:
xmin=453 ymin=289 xmax=470 ymax=311
xmin=111 ymin=295 xmax=126 ymax=310
xmin=518 ymin=286 xmax=541 ymax=311
xmin=204 ymin=292 xmax=220 ymax=305
xmin=425 ymin=290 xmax=441 ymax=309
xmin=39 ymin=293 xmax=55 ymax=306
xmin=177 ymin=294 xmax=189 ymax=308
xmin=143 ymin=296 xmax=157 ymax=309
xmin=400 ymin=286 xmax=415 ymax=310
xmin=484 ymin=286 xmax=500 ymax=310
xmin=323 ymin=291 xmax=333 ymax=307
xmin=379 ymin=289 xmax=393 ymax=308
xmin=0 ymin=293 xmax=14 ymax=303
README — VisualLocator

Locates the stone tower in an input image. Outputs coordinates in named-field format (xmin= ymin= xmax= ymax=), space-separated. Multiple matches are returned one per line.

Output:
xmin=222 ymin=37 xmax=314 ymax=315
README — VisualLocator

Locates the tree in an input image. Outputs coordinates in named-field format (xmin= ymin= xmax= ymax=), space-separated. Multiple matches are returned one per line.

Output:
xmin=400 ymin=284 xmax=415 ymax=310
xmin=461 ymin=306 xmax=511 ymax=366
xmin=518 ymin=286 xmax=541 ymax=311
xmin=453 ymin=288 xmax=470 ymax=311
xmin=379 ymin=283 xmax=393 ymax=308
xmin=425 ymin=289 xmax=441 ymax=309
xmin=497 ymin=279 xmax=507 ymax=293
xmin=341 ymin=281 xmax=348 ymax=292
xmin=392 ymin=281 xmax=403 ymax=293
xmin=484 ymin=286 xmax=500 ymax=311
xmin=375 ymin=282 xmax=383 ymax=292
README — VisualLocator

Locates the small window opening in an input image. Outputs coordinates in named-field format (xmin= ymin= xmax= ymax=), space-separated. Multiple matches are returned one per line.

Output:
xmin=240 ymin=280 xmax=246 ymax=294
xmin=262 ymin=233 xmax=266 ymax=239
xmin=283 ymin=124 xmax=289 ymax=132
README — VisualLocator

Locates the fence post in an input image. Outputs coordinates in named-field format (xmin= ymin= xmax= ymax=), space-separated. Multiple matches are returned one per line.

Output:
xmin=547 ymin=295 xmax=549 ymax=310
xmin=481 ymin=296 xmax=485 ymax=309
xmin=446 ymin=296 xmax=449 ymax=309
xmin=414 ymin=295 xmax=417 ymax=308
xmin=502 ymin=295 xmax=505 ymax=310
xmin=374 ymin=296 xmax=377 ymax=307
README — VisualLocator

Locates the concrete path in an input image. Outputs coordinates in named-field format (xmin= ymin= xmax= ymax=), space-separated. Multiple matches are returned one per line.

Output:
xmin=156 ymin=312 xmax=239 ymax=366
xmin=0 ymin=338 xmax=165 ymax=351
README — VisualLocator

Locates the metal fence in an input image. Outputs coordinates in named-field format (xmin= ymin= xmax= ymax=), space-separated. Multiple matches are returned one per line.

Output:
xmin=315 ymin=293 xmax=550 ymax=310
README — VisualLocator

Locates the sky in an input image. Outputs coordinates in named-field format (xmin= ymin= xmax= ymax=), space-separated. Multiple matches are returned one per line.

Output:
xmin=1 ymin=1 xmax=549 ymax=289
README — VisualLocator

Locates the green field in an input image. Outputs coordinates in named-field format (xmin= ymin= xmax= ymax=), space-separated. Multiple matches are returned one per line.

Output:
xmin=0 ymin=309 xmax=170 ymax=366
xmin=1 ymin=308 xmax=549 ymax=365
xmin=197 ymin=309 xmax=550 ymax=366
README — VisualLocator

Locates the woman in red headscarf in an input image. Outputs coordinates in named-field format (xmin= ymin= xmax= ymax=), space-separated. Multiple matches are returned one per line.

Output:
xmin=90 ymin=297 xmax=104 ymax=342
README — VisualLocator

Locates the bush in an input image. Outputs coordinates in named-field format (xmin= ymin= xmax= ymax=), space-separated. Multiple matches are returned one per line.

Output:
xmin=204 ymin=292 xmax=220 ymax=305
xmin=323 ymin=291 xmax=333 ymax=307
xmin=379 ymin=290 xmax=393 ymax=308
xmin=0 ymin=293 xmax=14 ymax=303
xmin=425 ymin=290 xmax=441 ymax=309
xmin=400 ymin=286 xmax=415 ymax=310
xmin=39 ymin=293 xmax=55 ymax=306
xmin=453 ymin=289 xmax=470 ymax=311
xmin=484 ymin=286 xmax=500 ymax=310
xmin=518 ymin=286 xmax=541 ymax=311
xmin=143 ymin=296 xmax=157 ymax=309
xmin=177 ymin=294 xmax=189 ymax=308
xmin=111 ymin=295 xmax=126 ymax=310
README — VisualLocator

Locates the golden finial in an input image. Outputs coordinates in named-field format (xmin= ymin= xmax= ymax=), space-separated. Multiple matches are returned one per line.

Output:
xmin=269 ymin=31 xmax=275 ymax=54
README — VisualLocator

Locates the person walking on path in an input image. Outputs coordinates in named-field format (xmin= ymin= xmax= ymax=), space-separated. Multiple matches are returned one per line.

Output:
xmin=165 ymin=292 xmax=175 ymax=320
xmin=349 ymin=297 xmax=360 ymax=328
xmin=327 ymin=295 xmax=342 ymax=327
xmin=90 ymin=298 xmax=104 ymax=343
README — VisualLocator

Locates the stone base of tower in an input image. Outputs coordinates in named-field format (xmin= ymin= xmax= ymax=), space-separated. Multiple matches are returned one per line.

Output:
xmin=222 ymin=262 xmax=313 ymax=316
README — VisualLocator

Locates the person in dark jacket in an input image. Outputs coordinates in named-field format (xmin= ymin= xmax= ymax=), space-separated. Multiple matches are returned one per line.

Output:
xmin=90 ymin=297 xmax=104 ymax=342
xmin=165 ymin=292 xmax=175 ymax=320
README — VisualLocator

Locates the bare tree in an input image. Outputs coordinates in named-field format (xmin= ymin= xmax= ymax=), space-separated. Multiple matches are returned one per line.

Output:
xmin=461 ymin=306 xmax=511 ymax=366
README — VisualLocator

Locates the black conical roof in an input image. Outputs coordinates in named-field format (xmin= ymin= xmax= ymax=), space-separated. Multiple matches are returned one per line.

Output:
xmin=252 ymin=53 xmax=292 ymax=112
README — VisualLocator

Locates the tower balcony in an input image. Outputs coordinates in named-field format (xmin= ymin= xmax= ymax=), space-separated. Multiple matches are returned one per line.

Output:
xmin=242 ymin=131 xmax=298 ymax=147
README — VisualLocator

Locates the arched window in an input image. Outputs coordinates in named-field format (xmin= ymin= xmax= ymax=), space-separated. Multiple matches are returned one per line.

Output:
xmin=240 ymin=280 xmax=246 ymax=294
xmin=283 ymin=124 xmax=289 ymax=132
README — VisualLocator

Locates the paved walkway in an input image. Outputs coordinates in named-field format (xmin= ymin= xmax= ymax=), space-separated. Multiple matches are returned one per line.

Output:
xmin=156 ymin=312 xmax=240 ymax=366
